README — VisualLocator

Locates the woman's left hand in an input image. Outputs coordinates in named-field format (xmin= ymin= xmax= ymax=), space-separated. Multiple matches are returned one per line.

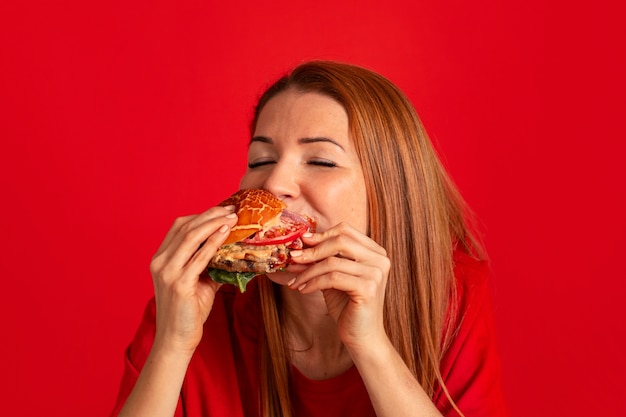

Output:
xmin=287 ymin=222 xmax=391 ymax=350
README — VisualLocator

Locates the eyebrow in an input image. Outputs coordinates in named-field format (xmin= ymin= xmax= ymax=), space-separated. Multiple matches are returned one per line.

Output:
xmin=250 ymin=136 xmax=345 ymax=151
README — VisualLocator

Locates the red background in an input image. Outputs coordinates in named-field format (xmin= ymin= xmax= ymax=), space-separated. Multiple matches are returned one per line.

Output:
xmin=1 ymin=0 xmax=625 ymax=415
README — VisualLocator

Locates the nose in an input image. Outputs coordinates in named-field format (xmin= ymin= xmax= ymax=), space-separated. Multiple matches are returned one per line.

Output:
xmin=262 ymin=159 xmax=301 ymax=201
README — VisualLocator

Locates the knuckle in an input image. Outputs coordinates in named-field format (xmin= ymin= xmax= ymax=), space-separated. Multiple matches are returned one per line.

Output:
xmin=327 ymin=271 xmax=342 ymax=283
xmin=171 ymin=278 xmax=189 ymax=296
xmin=172 ymin=215 xmax=192 ymax=229
xmin=150 ymin=254 xmax=166 ymax=275
xmin=150 ymin=257 xmax=180 ymax=285
xmin=303 ymin=246 xmax=319 ymax=261
xmin=179 ymin=219 xmax=195 ymax=234
xmin=335 ymin=233 xmax=351 ymax=247
xmin=180 ymin=226 xmax=204 ymax=245
xmin=153 ymin=265 xmax=174 ymax=285
xmin=362 ymin=279 xmax=379 ymax=297
xmin=380 ymin=256 xmax=391 ymax=273
xmin=205 ymin=227 xmax=225 ymax=243
xmin=337 ymin=221 xmax=349 ymax=229
xmin=336 ymin=222 xmax=351 ymax=234
xmin=326 ymin=256 xmax=342 ymax=268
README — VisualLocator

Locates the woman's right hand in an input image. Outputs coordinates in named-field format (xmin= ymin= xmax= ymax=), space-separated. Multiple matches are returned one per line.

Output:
xmin=149 ymin=205 xmax=238 ymax=356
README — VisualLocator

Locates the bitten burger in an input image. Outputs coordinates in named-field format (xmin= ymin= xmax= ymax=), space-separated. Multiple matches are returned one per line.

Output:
xmin=206 ymin=189 xmax=315 ymax=292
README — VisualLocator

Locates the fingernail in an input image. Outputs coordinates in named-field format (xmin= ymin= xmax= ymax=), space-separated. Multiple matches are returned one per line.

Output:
xmin=224 ymin=205 xmax=236 ymax=212
xmin=298 ymin=283 xmax=307 ymax=291
xmin=287 ymin=277 xmax=296 ymax=287
xmin=225 ymin=213 xmax=237 ymax=218
xmin=290 ymin=250 xmax=302 ymax=257
xmin=219 ymin=224 xmax=230 ymax=233
xmin=302 ymin=232 xmax=313 ymax=238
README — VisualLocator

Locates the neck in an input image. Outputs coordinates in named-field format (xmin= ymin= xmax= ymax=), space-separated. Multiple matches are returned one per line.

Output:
xmin=279 ymin=287 xmax=353 ymax=380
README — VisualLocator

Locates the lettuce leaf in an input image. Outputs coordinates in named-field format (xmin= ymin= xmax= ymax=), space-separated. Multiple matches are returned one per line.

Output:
xmin=206 ymin=268 xmax=257 ymax=293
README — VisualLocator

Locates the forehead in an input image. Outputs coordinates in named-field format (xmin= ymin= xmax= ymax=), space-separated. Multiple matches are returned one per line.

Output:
xmin=254 ymin=90 xmax=349 ymax=139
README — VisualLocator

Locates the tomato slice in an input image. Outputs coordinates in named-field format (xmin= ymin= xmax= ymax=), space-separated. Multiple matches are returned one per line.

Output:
xmin=242 ymin=211 xmax=313 ymax=246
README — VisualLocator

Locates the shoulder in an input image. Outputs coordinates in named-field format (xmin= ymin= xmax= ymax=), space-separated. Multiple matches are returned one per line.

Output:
xmin=452 ymin=250 xmax=491 ymax=318
xmin=453 ymin=250 xmax=489 ymax=287
xmin=436 ymin=251 xmax=509 ymax=416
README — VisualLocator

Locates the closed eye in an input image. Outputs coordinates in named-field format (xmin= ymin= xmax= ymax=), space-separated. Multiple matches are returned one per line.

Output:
xmin=247 ymin=160 xmax=275 ymax=169
xmin=249 ymin=159 xmax=337 ymax=169
xmin=308 ymin=159 xmax=337 ymax=168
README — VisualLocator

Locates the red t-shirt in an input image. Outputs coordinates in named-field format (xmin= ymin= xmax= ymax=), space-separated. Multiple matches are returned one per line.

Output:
xmin=110 ymin=252 xmax=509 ymax=416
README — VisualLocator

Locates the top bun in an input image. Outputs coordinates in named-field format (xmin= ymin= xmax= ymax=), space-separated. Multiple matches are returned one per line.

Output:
xmin=219 ymin=189 xmax=286 ymax=245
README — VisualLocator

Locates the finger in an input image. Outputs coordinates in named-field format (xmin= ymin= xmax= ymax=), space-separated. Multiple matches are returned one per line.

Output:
xmin=291 ymin=232 xmax=381 ymax=267
xmin=154 ymin=206 xmax=235 ymax=264
xmin=330 ymin=223 xmax=387 ymax=256
xmin=172 ymin=212 xmax=238 ymax=269
xmin=182 ymin=220 xmax=235 ymax=282
xmin=299 ymin=222 xmax=387 ymax=259
xmin=292 ymin=255 xmax=362 ymax=286
xmin=297 ymin=266 xmax=382 ymax=299
xmin=154 ymin=214 xmax=198 ymax=257
xmin=151 ymin=210 xmax=237 ymax=291
xmin=289 ymin=248 xmax=389 ymax=294
xmin=173 ymin=205 xmax=236 ymax=245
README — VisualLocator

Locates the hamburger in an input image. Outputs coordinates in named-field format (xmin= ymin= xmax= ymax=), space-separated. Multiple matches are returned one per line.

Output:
xmin=206 ymin=189 xmax=315 ymax=292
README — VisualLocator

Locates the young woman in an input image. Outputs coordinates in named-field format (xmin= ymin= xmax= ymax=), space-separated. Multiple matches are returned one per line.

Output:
xmin=111 ymin=61 xmax=508 ymax=416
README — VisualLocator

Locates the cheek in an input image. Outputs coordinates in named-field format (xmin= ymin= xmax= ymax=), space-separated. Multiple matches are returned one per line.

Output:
xmin=239 ymin=172 xmax=261 ymax=190
xmin=316 ymin=180 xmax=368 ymax=233
xmin=350 ymin=198 xmax=369 ymax=234
xmin=349 ymin=186 xmax=369 ymax=234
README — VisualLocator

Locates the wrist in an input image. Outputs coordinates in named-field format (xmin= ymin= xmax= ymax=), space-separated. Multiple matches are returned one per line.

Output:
xmin=345 ymin=331 xmax=395 ymax=364
xmin=152 ymin=333 xmax=199 ymax=361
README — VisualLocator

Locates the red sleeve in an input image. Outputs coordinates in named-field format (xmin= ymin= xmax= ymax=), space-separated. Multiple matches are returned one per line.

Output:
xmin=109 ymin=298 xmax=184 ymax=417
xmin=434 ymin=253 xmax=510 ymax=417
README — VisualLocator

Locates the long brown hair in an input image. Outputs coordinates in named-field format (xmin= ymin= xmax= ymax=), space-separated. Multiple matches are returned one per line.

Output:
xmin=251 ymin=61 xmax=483 ymax=416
